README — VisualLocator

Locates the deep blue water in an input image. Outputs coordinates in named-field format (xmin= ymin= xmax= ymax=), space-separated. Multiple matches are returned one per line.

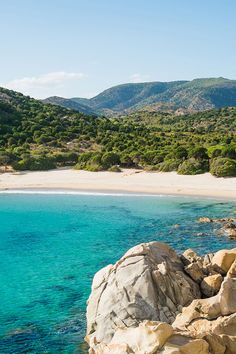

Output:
xmin=0 ymin=193 xmax=236 ymax=353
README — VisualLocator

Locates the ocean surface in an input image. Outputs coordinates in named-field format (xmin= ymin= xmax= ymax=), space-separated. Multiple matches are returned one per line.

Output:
xmin=0 ymin=192 xmax=236 ymax=354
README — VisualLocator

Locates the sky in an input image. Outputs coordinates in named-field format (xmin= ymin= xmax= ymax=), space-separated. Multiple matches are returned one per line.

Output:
xmin=1 ymin=0 xmax=236 ymax=99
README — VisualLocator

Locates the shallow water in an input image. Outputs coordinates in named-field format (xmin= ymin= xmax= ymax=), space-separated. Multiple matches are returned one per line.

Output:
xmin=0 ymin=193 xmax=236 ymax=353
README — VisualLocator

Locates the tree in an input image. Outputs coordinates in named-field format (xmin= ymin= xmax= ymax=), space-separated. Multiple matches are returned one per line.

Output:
xmin=101 ymin=152 xmax=120 ymax=169
xmin=189 ymin=147 xmax=208 ymax=160
xmin=210 ymin=158 xmax=236 ymax=177
xmin=0 ymin=152 xmax=12 ymax=172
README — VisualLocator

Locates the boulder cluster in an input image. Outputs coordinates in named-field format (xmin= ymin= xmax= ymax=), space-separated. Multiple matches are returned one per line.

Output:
xmin=86 ymin=242 xmax=236 ymax=353
xmin=198 ymin=217 xmax=236 ymax=240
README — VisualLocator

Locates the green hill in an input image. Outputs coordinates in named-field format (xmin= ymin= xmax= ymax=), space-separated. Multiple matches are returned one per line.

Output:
xmin=42 ymin=96 xmax=96 ymax=115
xmin=0 ymin=86 xmax=236 ymax=177
xmin=47 ymin=78 xmax=236 ymax=116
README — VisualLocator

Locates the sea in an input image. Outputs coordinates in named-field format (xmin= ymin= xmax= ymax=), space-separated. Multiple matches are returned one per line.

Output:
xmin=0 ymin=191 xmax=235 ymax=353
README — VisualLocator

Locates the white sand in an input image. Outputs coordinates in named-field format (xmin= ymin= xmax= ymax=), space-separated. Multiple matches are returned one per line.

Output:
xmin=0 ymin=168 xmax=236 ymax=199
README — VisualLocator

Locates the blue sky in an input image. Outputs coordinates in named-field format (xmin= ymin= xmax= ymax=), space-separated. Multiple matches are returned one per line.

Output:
xmin=1 ymin=0 xmax=236 ymax=98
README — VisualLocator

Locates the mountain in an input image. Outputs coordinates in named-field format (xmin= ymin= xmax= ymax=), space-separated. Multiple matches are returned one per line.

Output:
xmin=44 ymin=78 xmax=236 ymax=116
xmin=42 ymin=96 xmax=96 ymax=115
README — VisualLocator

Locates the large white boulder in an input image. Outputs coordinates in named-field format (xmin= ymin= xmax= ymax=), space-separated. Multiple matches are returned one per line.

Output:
xmin=86 ymin=242 xmax=200 ymax=350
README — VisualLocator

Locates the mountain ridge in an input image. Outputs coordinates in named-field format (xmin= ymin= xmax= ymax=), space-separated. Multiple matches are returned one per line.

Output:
xmin=42 ymin=77 xmax=236 ymax=116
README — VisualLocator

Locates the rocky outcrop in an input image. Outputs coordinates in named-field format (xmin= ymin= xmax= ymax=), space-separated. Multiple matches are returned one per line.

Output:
xmin=86 ymin=242 xmax=236 ymax=353
xmin=198 ymin=217 xmax=236 ymax=240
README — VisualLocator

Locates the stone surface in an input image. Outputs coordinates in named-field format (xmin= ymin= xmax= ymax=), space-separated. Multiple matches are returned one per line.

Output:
xmin=220 ymin=335 xmax=236 ymax=354
xmin=201 ymin=274 xmax=223 ymax=297
xmin=198 ymin=217 xmax=212 ymax=223
xmin=227 ymin=260 xmax=236 ymax=278
xmin=184 ymin=262 xmax=205 ymax=283
xmin=203 ymin=334 xmax=226 ymax=354
xmin=219 ymin=278 xmax=236 ymax=316
xmin=109 ymin=321 xmax=173 ymax=354
xmin=211 ymin=249 xmax=236 ymax=274
xmin=86 ymin=242 xmax=200 ymax=350
xmin=173 ymin=277 xmax=236 ymax=331
xmin=181 ymin=249 xmax=202 ymax=265
xmin=86 ymin=242 xmax=236 ymax=353
xmin=161 ymin=335 xmax=210 ymax=354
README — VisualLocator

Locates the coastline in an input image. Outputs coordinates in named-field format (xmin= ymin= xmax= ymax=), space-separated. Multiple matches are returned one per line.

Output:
xmin=0 ymin=168 xmax=236 ymax=200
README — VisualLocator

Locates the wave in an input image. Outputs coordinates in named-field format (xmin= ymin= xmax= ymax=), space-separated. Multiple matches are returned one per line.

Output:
xmin=0 ymin=189 xmax=177 ymax=198
xmin=0 ymin=189 xmax=226 ymax=201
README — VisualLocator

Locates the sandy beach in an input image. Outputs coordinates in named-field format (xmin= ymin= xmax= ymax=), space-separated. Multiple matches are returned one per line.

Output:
xmin=0 ymin=168 xmax=236 ymax=199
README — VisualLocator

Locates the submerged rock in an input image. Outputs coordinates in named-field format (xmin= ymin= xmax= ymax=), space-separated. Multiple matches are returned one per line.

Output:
xmin=198 ymin=216 xmax=236 ymax=240
xmin=86 ymin=242 xmax=236 ymax=354
xmin=218 ymin=223 xmax=236 ymax=239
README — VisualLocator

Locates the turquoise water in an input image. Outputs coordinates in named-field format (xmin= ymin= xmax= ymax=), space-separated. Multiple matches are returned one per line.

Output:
xmin=0 ymin=193 xmax=236 ymax=353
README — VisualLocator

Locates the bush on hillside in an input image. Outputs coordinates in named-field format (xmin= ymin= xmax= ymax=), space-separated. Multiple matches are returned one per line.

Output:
xmin=13 ymin=156 xmax=56 ymax=171
xmin=178 ymin=158 xmax=209 ymax=175
xmin=189 ymin=147 xmax=209 ymax=160
xmin=210 ymin=157 xmax=236 ymax=177
xmin=101 ymin=152 xmax=120 ymax=169
xmin=108 ymin=165 xmax=122 ymax=172
xmin=157 ymin=159 xmax=181 ymax=172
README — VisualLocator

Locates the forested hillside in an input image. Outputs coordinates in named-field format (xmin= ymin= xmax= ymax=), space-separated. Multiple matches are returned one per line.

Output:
xmin=44 ymin=78 xmax=236 ymax=116
xmin=0 ymin=87 xmax=236 ymax=176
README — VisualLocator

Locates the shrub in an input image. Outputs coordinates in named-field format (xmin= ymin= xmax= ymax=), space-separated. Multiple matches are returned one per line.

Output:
xmin=210 ymin=158 xmax=236 ymax=177
xmin=211 ymin=148 xmax=223 ymax=158
xmin=174 ymin=146 xmax=188 ymax=160
xmin=189 ymin=147 xmax=209 ymax=160
xmin=101 ymin=152 xmax=120 ymax=169
xmin=84 ymin=163 xmax=104 ymax=172
xmin=178 ymin=158 xmax=209 ymax=175
xmin=157 ymin=159 xmax=181 ymax=172
xmin=14 ymin=156 xmax=56 ymax=171
xmin=222 ymin=146 xmax=236 ymax=159
xmin=108 ymin=165 xmax=122 ymax=172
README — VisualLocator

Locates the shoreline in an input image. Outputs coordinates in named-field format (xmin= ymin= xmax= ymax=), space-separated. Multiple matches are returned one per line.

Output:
xmin=0 ymin=168 xmax=236 ymax=200
xmin=1 ymin=188 xmax=236 ymax=202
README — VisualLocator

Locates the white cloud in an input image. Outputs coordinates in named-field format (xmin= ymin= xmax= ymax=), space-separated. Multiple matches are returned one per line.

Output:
xmin=129 ymin=73 xmax=150 ymax=83
xmin=2 ymin=71 xmax=85 ymax=98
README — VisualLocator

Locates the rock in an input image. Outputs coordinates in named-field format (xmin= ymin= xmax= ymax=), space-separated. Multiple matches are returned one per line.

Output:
xmin=88 ymin=321 xmax=173 ymax=354
xmin=220 ymin=335 xmax=236 ymax=354
xmin=227 ymin=261 xmax=236 ymax=278
xmin=173 ymin=278 xmax=236 ymax=330
xmin=201 ymin=274 xmax=223 ymax=297
xmin=218 ymin=223 xmax=236 ymax=239
xmin=203 ymin=253 xmax=214 ymax=267
xmin=204 ymin=334 xmax=226 ymax=354
xmin=173 ymin=277 xmax=236 ymax=334
xmin=198 ymin=217 xmax=213 ymax=223
xmin=86 ymin=243 xmax=236 ymax=353
xmin=211 ymin=249 xmax=236 ymax=274
xmin=161 ymin=335 xmax=210 ymax=354
xmin=180 ymin=313 xmax=236 ymax=341
xmin=219 ymin=278 xmax=236 ymax=316
xmin=180 ymin=249 xmax=202 ymax=265
xmin=184 ymin=262 xmax=205 ymax=283
xmin=173 ymin=294 xmax=221 ymax=331
xmin=108 ymin=321 xmax=173 ymax=354
xmin=86 ymin=242 xmax=200 ymax=350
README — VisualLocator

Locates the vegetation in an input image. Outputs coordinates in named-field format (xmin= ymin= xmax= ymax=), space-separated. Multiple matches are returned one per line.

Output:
xmin=45 ymin=77 xmax=236 ymax=116
xmin=210 ymin=158 xmax=236 ymax=177
xmin=0 ymin=87 xmax=236 ymax=177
